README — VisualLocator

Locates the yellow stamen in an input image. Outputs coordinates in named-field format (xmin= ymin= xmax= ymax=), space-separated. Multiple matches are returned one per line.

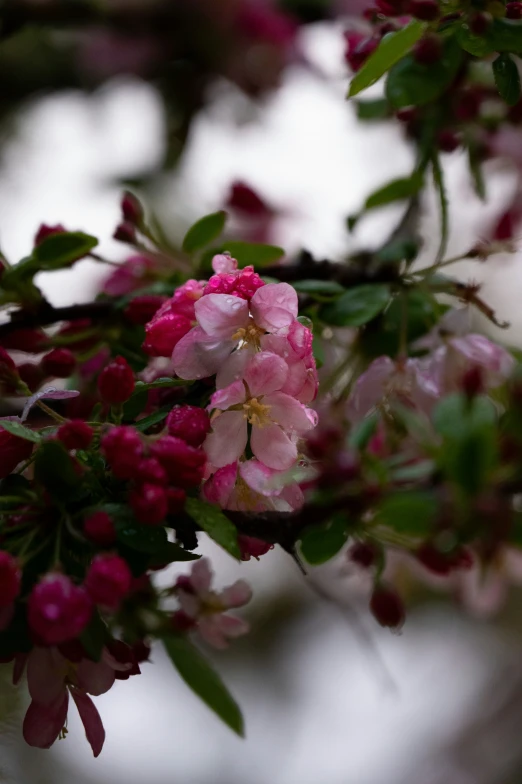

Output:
xmin=242 ymin=397 xmax=271 ymax=427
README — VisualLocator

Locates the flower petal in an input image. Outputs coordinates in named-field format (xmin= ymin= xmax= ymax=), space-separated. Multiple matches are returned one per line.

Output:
xmin=263 ymin=392 xmax=316 ymax=433
xmin=189 ymin=558 xmax=213 ymax=595
xmin=210 ymin=380 xmax=246 ymax=411
xmin=12 ymin=653 xmax=27 ymax=686
xmin=76 ymin=659 xmax=116 ymax=696
xmin=216 ymin=348 xmax=253 ymax=389
xmin=197 ymin=616 xmax=228 ymax=649
xmin=27 ymin=648 xmax=67 ymax=705
xmin=346 ymin=356 xmax=395 ymax=422
xmin=212 ymin=254 xmax=238 ymax=274
xmin=204 ymin=411 xmax=247 ymax=468
xmin=239 ymin=459 xmax=282 ymax=497
xmin=243 ymin=351 xmax=288 ymax=397
xmin=203 ymin=463 xmax=238 ymax=507
xmin=70 ymin=688 xmax=105 ymax=757
xmin=172 ymin=327 xmax=236 ymax=380
xmin=250 ymin=423 xmax=297 ymax=470
xmin=251 ymin=283 xmax=298 ymax=333
xmin=215 ymin=613 xmax=250 ymax=639
xmin=23 ymin=692 xmax=69 ymax=749
xmin=220 ymin=580 xmax=252 ymax=608
xmin=195 ymin=294 xmax=249 ymax=339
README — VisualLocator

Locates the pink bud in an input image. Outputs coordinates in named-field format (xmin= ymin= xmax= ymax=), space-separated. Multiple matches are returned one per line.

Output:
xmin=0 ymin=429 xmax=34 ymax=478
xmin=83 ymin=511 xmax=116 ymax=547
xmin=2 ymin=329 xmax=46 ymax=353
xmin=57 ymin=420 xmax=93 ymax=450
xmin=130 ymin=483 xmax=168 ymax=525
xmin=28 ymin=574 xmax=92 ymax=645
xmin=17 ymin=363 xmax=43 ymax=392
xmin=0 ymin=552 xmax=21 ymax=606
xmin=226 ymin=181 xmax=271 ymax=216
xmin=113 ymin=221 xmax=137 ymax=244
xmin=34 ymin=224 xmax=66 ymax=246
xmin=124 ymin=295 xmax=166 ymax=325
xmin=41 ymin=348 xmax=76 ymax=378
xmin=238 ymin=535 xmax=273 ymax=561
xmin=369 ymin=584 xmax=405 ymax=629
xmin=85 ymin=554 xmax=132 ymax=609
xmin=134 ymin=457 xmax=168 ymax=486
xmin=143 ymin=313 xmax=192 ymax=357
xmin=97 ymin=356 xmax=135 ymax=404
xmin=413 ymin=34 xmax=442 ymax=65
xmin=101 ymin=426 xmax=143 ymax=479
xmin=120 ymin=191 xmax=144 ymax=225
xmin=166 ymin=405 xmax=211 ymax=447
xmin=150 ymin=436 xmax=206 ymax=487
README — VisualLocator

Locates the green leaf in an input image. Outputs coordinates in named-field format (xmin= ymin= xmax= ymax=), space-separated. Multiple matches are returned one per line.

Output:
xmin=457 ymin=23 xmax=494 ymax=57
xmin=292 ymin=279 xmax=345 ymax=295
xmin=355 ymin=98 xmax=390 ymax=121
xmin=348 ymin=412 xmax=379 ymax=450
xmin=348 ymin=20 xmax=426 ymax=97
xmin=468 ymin=144 xmax=486 ymax=201
xmin=133 ymin=406 xmax=171 ymax=432
xmin=224 ymin=241 xmax=285 ymax=268
xmin=182 ymin=212 xmax=227 ymax=254
xmin=0 ymin=420 xmax=41 ymax=443
xmin=320 ymin=284 xmax=390 ymax=327
xmin=487 ymin=19 xmax=522 ymax=54
xmin=33 ymin=232 xmax=98 ymax=269
xmin=117 ymin=524 xmax=169 ymax=554
xmin=433 ymin=394 xmax=496 ymax=440
xmin=163 ymin=635 xmax=244 ymax=736
xmin=376 ymin=238 xmax=420 ymax=265
xmin=365 ymin=173 xmax=423 ymax=211
xmin=185 ymin=498 xmax=241 ymax=559
xmin=34 ymin=441 xmax=82 ymax=502
xmin=433 ymin=394 xmax=498 ymax=495
xmin=431 ymin=153 xmax=448 ymax=264
xmin=159 ymin=542 xmax=201 ymax=563
xmin=374 ymin=491 xmax=437 ymax=536
xmin=386 ymin=36 xmax=463 ymax=108
xmin=493 ymin=54 xmax=521 ymax=106
xmin=299 ymin=515 xmax=348 ymax=565
xmin=391 ymin=459 xmax=434 ymax=482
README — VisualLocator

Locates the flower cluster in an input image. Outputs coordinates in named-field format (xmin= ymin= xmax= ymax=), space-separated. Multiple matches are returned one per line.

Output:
xmin=162 ymin=254 xmax=319 ymax=512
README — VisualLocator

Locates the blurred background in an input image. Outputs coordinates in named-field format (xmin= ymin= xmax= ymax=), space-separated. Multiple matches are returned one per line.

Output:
xmin=1 ymin=2 xmax=522 ymax=782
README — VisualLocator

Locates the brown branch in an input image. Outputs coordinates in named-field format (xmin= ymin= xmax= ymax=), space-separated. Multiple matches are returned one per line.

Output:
xmin=225 ymin=495 xmax=362 ymax=551
xmin=0 ymin=301 xmax=117 ymax=338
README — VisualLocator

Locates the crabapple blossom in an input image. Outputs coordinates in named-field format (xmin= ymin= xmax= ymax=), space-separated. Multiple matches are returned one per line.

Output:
xmin=204 ymin=351 xmax=317 ymax=470
xmin=174 ymin=559 xmax=252 ymax=650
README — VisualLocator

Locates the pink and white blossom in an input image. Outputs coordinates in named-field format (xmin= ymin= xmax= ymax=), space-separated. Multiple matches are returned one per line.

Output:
xmin=204 ymin=351 xmax=317 ymax=470
xmin=203 ymin=459 xmax=304 ymax=512
xmin=175 ymin=559 xmax=252 ymax=649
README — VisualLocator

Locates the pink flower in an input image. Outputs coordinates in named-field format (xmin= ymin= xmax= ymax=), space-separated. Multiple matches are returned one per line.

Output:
xmin=22 ymin=645 xmax=137 ymax=755
xmin=142 ymin=279 xmax=206 ymax=357
xmin=102 ymin=255 xmax=156 ymax=297
xmin=84 ymin=554 xmax=132 ymax=610
xmin=346 ymin=356 xmax=440 ymax=422
xmin=175 ymin=559 xmax=251 ymax=649
xmin=204 ymin=351 xmax=317 ymax=470
xmin=259 ymin=325 xmax=318 ymax=403
xmin=27 ymin=574 xmax=92 ymax=646
xmin=436 ymin=333 xmax=514 ymax=393
xmin=203 ymin=458 xmax=304 ymax=512
xmin=172 ymin=281 xmax=298 ymax=380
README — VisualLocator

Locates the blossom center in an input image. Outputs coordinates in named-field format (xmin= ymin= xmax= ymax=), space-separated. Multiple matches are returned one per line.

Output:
xmin=243 ymin=397 xmax=271 ymax=427
xmin=232 ymin=319 xmax=265 ymax=347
